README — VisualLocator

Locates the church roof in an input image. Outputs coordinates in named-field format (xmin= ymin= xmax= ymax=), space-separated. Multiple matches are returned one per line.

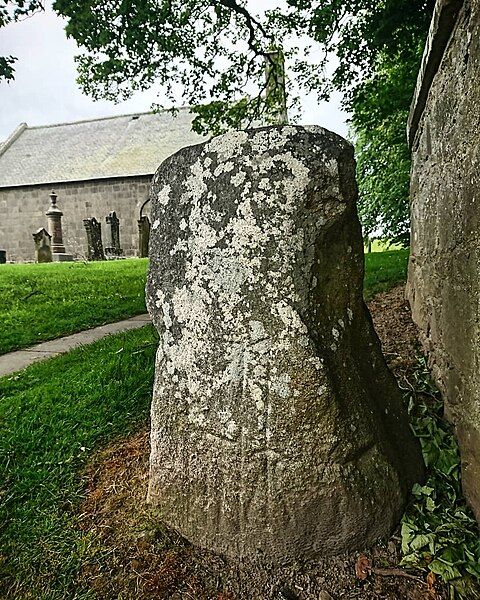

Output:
xmin=0 ymin=108 xmax=206 ymax=188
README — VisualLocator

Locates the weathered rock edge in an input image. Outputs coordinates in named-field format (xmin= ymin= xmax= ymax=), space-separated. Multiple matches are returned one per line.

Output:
xmin=146 ymin=126 xmax=423 ymax=561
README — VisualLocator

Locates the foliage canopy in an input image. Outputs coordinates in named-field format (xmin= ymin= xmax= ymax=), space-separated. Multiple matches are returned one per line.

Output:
xmin=0 ymin=0 xmax=44 ymax=80
xmin=2 ymin=0 xmax=435 ymax=240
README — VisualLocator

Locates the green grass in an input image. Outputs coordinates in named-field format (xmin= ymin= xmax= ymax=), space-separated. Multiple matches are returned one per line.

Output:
xmin=0 ymin=326 xmax=157 ymax=600
xmin=0 ymin=249 xmax=411 ymax=599
xmin=0 ymin=259 xmax=148 ymax=355
xmin=364 ymin=239 xmax=405 ymax=253
xmin=364 ymin=248 xmax=409 ymax=299
xmin=0 ymin=250 xmax=408 ymax=358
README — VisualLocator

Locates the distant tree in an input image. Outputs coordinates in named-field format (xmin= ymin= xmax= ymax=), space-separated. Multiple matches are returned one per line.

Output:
xmin=347 ymin=5 xmax=434 ymax=245
xmin=0 ymin=0 xmax=44 ymax=81
xmin=53 ymin=0 xmax=293 ymax=134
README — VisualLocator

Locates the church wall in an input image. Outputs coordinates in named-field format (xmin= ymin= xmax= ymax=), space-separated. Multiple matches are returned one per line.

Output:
xmin=0 ymin=174 xmax=152 ymax=262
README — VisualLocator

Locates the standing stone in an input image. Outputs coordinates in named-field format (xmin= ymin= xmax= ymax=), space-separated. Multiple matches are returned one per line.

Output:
xmin=146 ymin=126 xmax=423 ymax=562
xmin=46 ymin=191 xmax=73 ymax=262
xmin=32 ymin=227 xmax=52 ymax=263
xmin=83 ymin=217 xmax=105 ymax=261
xmin=137 ymin=215 xmax=151 ymax=258
xmin=105 ymin=211 xmax=123 ymax=258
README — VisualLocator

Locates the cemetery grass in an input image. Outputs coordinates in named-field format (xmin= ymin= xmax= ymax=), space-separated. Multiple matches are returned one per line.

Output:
xmin=0 ymin=325 xmax=157 ymax=600
xmin=363 ymin=248 xmax=409 ymax=300
xmin=0 ymin=250 xmax=407 ymax=357
xmin=0 ymin=258 xmax=148 ymax=355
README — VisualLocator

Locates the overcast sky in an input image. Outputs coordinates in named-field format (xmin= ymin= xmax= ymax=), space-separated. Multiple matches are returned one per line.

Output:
xmin=0 ymin=4 xmax=349 ymax=142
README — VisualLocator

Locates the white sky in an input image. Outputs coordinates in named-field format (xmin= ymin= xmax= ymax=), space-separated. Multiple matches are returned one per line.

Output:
xmin=0 ymin=3 xmax=350 ymax=141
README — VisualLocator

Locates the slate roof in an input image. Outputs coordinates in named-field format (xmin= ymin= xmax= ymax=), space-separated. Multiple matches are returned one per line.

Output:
xmin=0 ymin=108 xmax=206 ymax=188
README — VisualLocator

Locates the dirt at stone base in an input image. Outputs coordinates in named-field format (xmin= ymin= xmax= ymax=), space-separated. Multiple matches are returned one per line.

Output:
xmin=76 ymin=284 xmax=448 ymax=600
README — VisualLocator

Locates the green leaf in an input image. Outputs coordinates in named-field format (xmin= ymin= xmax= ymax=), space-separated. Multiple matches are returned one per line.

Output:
xmin=465 ymin=561 xmax=480 ymax=578
xmin=412 ymin=484 xmax=435 ymax=497
xmin=400 ymin=358 xmax=480 ymax=586
xmin=410 ymin=534 xmax=432 ymax=551
xmin=429 ymin=559 xmax=462 ymax=582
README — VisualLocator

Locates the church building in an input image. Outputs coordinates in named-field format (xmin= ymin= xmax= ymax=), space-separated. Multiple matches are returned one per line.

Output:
xmin=0 ymin=108 xmax=205 ymax=262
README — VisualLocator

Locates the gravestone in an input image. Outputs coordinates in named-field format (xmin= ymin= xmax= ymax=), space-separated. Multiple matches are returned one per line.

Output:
xmin=0 ymin=250 xmax=6 ymax=264
xmin=105 ymin=211 xmax=123 ymax=258
xmin=32 ymin=228 xmax=52 ymax=263
xmin=146 ymin=126 xmax=423 ymax=562
xmin=137 ymin=215 xmax=151 ymax=258
xmin=83 ymin=218 xmax=105 ymax=261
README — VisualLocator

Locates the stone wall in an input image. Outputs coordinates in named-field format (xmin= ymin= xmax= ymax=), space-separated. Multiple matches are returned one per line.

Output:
xmin=0 ymin=175 xmax=152 ymax=262
xmin=407 ymin=0 xmax=480 ymax=519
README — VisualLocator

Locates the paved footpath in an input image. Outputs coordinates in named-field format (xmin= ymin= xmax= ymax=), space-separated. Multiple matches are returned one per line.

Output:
xmin=0 ymin=313 xmax=151 ymax=378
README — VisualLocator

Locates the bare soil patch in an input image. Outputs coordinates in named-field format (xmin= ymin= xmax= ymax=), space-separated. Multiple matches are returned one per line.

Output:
xmin=368 ymin=284 xmax=421 ymax=384
xmin=77 ymin=284 xmax=448 ymax=599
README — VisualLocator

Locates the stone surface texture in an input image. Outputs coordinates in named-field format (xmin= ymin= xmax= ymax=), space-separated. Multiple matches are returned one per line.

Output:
xmin=147 ymin=126 xmax=423 ymax=561
xmin=83 ymin=217 xmax=105 ymax=261
xmin=407 ymin=0 xmax=463 ymax=146
xmin=32 ymin=227 xmax=52 ymax=263
xmin=407 ymin=0 xmax=480 ymax=520
xmin=105 ymin=210 xmax=123 ymax=257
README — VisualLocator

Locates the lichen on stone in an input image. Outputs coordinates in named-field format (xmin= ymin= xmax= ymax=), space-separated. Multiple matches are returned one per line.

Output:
xmin=146 ymin=125 xmax=424 ymax=562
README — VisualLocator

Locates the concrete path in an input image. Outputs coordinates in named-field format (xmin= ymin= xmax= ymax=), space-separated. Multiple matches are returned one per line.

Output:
xmin=0 ymin=313 xmax=151 ymax=378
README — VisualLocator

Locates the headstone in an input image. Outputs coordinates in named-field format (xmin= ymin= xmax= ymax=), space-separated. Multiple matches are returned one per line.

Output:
xmin=46 ymin=191 xmax=73 ymax=262
xmin=137 ymin=215 xmax=151 ymax=258
xmin=146 ymin=126 xmax=424 ymax=562
xmin=0 ymin=250 xmax=6 ymax=264
xmin=83 ymin=217 xmax=105 ymax=261
xmin=105 ymin=211 xmax=123 ymax=258
xmin=32 ymin=228 xmax=52 ymax=263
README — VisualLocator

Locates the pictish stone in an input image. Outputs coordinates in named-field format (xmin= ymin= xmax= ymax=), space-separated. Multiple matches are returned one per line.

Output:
xmin=146 ymin=126 xmax=423 ymax=562
xmin=32 ymin=227 xmax=52 ymax=263
xmin=105 ymin=211 xmax=123 ymax=258
xmin=83 ymin=217 xmax=105 ymax=261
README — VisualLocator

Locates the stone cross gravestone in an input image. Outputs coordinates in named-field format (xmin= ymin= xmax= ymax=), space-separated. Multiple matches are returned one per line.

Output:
xmin=32 ymin=227 xmax=52 ymax=263
xmin=137 ymin=215 xmax=151 ymax=258
xmin=146 ymin=126 xmax=423 ymax=562
xmin=83 ymin=217 xmax=105 ymax=261
xmin=105 ymin=211 xmax=123 ymax=258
